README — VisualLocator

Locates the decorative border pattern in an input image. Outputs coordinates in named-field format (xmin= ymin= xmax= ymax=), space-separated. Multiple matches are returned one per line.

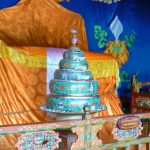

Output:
xmin=0 ymin=113 xmax=149 ymax=136
xmin=136 ymin=98 xmax=150 ymax=108
xmin=15 ymin=131 xmax=61 ymax=150
xmin=112 ymin=115 xmax=143 ymax=141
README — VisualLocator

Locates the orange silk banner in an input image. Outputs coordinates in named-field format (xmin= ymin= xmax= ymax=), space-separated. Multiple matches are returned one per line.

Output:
xmin=0 ymin=0 xmax=88 ymax=51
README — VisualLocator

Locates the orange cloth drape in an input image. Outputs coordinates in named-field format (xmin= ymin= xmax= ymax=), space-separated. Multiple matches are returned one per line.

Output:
xmin=0 ymin=61 xmax=46 ymax=150
xmin=93 ymin=77 xmax=122 ymax=117
xmin=0 ymin=0 xmax=88 ymax=50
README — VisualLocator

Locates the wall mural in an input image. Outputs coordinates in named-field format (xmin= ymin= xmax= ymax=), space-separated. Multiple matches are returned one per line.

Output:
xmin=94 ymin=25 xmax=108 ymax=49
xmin=93 ymin=13 xmax=137 ymax=96
xmin=94 ymin=16 xmax=136 ymax=67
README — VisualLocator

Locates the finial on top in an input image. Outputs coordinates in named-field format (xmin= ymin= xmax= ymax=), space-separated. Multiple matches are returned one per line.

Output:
xmin=71 ymin=27 xmax=78 ymax=46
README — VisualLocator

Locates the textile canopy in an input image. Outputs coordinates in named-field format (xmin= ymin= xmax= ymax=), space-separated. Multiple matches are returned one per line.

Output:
xmin=0 ymin=0 xmax=88 ymax=50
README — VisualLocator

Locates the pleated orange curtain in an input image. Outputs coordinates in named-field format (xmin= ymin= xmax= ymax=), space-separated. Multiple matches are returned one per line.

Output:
xmin=0 ymin=42 xmax=47 ymax=149
xmin=0 ymin=61 xmax=47 ymax=150
xmin=93 ymin=77 xmax=122 ymax=117
xmin=0 ymin=59 xmax=46 ymax=125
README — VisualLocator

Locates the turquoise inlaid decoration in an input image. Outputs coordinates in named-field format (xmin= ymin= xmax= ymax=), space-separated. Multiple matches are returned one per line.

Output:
xmin=80 ymin=134 xmax=84 ymax=139
xmin=113 ymin=127 xmax=142 ymax=141
xmin=111 ymin=43 xmax=124 ymax=52
xmin=94 ymin=25 xmax=108 ymax=48
xmin=16 ymin=131 xmax=61 ymax=150
xmin=112 ymin=116 xmax=143 ymax=141
xmin=91 ymin=133 xmax=95 ymax=139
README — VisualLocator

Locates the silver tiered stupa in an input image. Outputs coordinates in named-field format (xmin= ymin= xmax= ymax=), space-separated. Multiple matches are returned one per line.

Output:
xmin=41 ymin=27 xmax=106 ymax=121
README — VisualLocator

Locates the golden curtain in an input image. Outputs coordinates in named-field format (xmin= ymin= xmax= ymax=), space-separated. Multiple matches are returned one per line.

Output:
xmin=85 ymin=51 xmax=122 ymax=116
xmin=0 ymin=0 xmax=88 ymax=50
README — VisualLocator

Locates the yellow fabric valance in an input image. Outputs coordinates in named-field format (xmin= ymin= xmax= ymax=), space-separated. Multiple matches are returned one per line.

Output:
xmin=0 ymin=41 xmax=119 ymax=81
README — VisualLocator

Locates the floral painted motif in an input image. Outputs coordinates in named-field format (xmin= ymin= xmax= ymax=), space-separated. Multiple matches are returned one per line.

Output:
xmin=112 ymin=116 xmax=143 ymax=141
xmin=62 ymin=72 xmax=68 ymax=80
xmin=89 ymin=83 xmax=94 ymax=92
xmin=94 ymin=25 xmax=108 ymax=48
xmin=60 ymin=85 xmax=65 ymax=89
xmin=136 ymin=99 xmax=150 ymax=108
xmin=70 ymin=102 xmax=75 ymax=108
xmin=94 ymin=23 xmax=136 ymax=67
xmin=49 ymin=102 xmax=53 ymax=106
xmin=16 ymin=131 xmax=61 ymax=150
xmin=92 ymin=102 xmax=96 ymax=106
xmin=81 ymin=86 xmax=86 ymax=90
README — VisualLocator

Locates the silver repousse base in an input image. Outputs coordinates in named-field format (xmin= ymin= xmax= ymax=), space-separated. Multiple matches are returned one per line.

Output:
xmin=56 ymin=114 xmax=83 ymax=121
xmin=40 ymin=105 xmax=106 ymax=121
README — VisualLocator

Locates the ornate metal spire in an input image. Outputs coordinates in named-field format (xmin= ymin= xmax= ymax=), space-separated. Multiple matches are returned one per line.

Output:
xmin=71 ymin=27 xmax=78 ymax=46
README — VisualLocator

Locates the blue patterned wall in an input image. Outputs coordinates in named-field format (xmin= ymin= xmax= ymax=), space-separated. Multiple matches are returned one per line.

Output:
xmin=0 ymin=0 xmax=150 ymax=97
